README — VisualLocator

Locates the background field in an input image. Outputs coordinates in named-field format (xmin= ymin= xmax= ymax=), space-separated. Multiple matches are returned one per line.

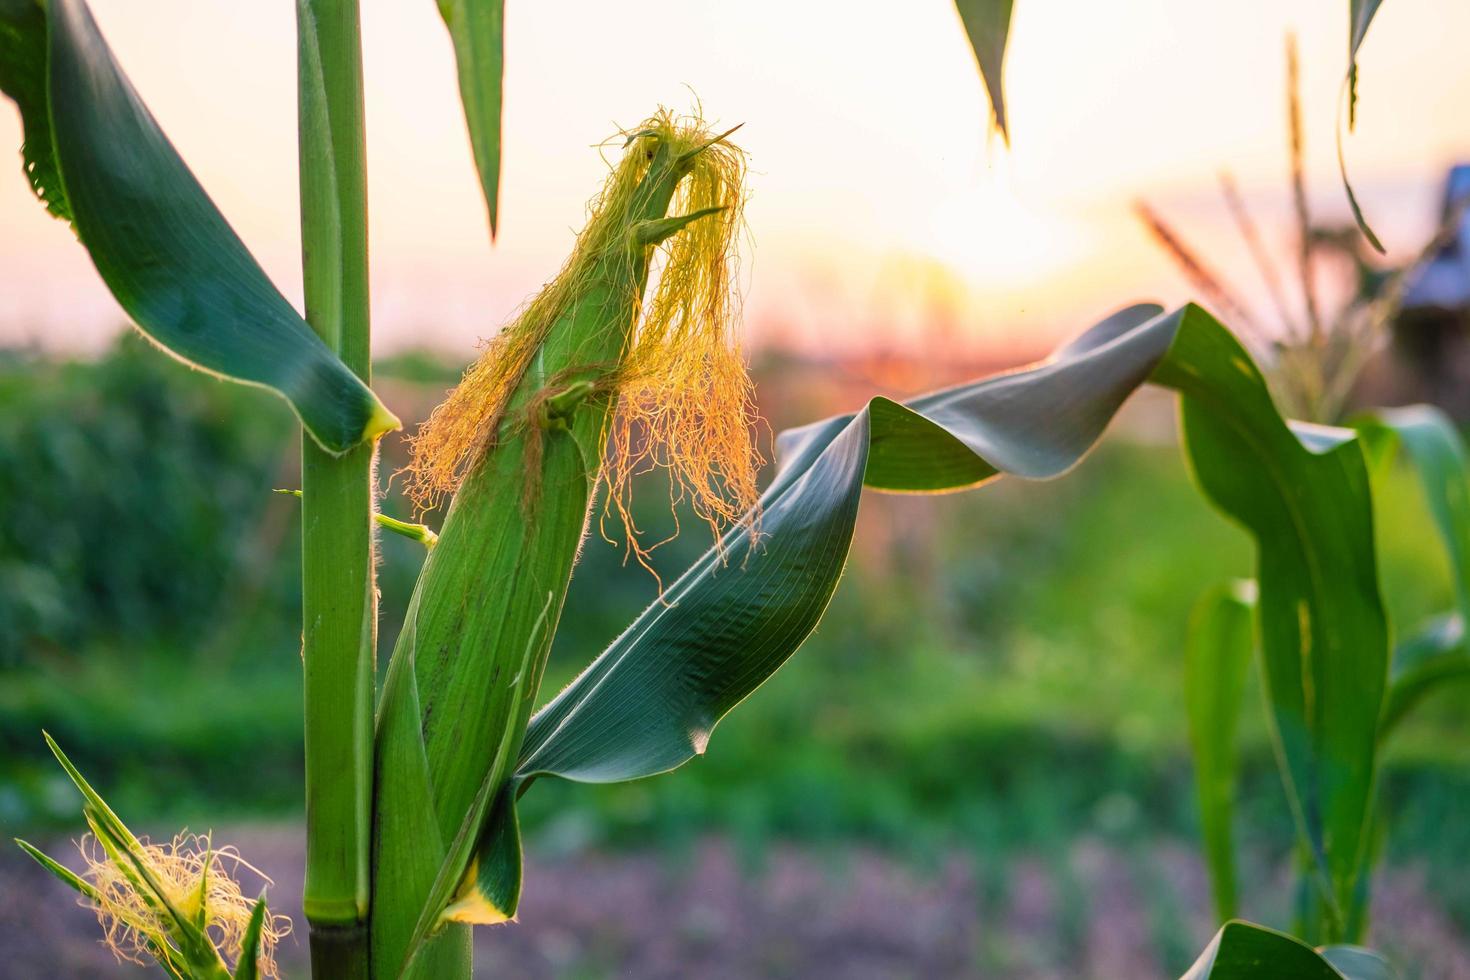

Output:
xmin=3 ymin=336 xmax=1469 ymax=977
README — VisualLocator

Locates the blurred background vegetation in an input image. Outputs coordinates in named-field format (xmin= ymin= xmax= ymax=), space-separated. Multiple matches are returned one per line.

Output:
xmin=3 ymin=331 xmax=1470 ymax=974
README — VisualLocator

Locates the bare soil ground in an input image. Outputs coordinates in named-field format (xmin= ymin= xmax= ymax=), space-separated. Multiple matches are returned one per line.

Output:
xmin=2 ymin=826 xmax=1467 ymax=978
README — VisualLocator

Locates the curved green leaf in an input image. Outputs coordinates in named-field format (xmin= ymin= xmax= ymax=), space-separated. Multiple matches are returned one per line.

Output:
xmin=1321 ymin=943 xmax=1400 ymax=980
xmin=1380 ymin=613 xmax=1469 ymax=739
xmin=0 ymin=0 xmax=397 ymax=453
xmin=1357 ymin=406 xmax=1470 ymax=616
xmin=953 ymin=0 xmax=1014 ymax=143
xmin=438 ymin=0 xmax=503 ymax=237
xmin=1181 ymin=920 xmax=1346 ymax=979
xmin=1348 ymin=0 xmax=1384 ymax=130
xmin=466 ymin=303 xmax=1385 ymax=925
xmin=1356 ymin=406 xmax=1470 ymax=740
xmin=1186 ymin=581 xmax=1257 ymax=923
xmin=1338 ymin=0 xmax=1388 ymax=251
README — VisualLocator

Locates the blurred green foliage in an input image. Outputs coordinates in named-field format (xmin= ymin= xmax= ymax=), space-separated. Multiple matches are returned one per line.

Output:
xmin=0 ymin=337 xmax=295 ymax=662
xmin=2 ymin=340 xmax=1468 ymax=933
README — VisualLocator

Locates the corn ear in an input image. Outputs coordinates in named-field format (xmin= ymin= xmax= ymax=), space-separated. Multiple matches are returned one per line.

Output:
xmin=371 ymin=110 xmax=749 ymax=979
xmin=25 ymin=735 xmax=284 ymax=979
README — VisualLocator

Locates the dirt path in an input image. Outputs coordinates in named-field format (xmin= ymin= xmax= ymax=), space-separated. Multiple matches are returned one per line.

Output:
xmin=2 ymin=826 xmax=1466 ymax=978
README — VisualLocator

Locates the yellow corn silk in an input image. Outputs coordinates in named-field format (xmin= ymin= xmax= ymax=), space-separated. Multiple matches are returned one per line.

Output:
xmin=372 ymin=110 xmax=760 ymax=979
xmin=78 ymin=832 xmax=289 ymax=979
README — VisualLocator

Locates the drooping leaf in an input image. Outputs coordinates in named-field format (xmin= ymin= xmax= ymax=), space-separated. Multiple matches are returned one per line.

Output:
xmin=1347 ymin=0 xmax=1384 ymax=130
xmin=1185 ymin=581 xmax=1257 ymax=923
xmin=0 ymin=0 xmax=69 ymax=219
xmin=438 ymin=0 xmax=504 ymax=237
xmin=0 ymin=0 xmax=397 ymax=453
xmin=1179 ymin=920 xmax=1348 ymax=979
xmin=1338 ymin=0 xmax=1388 ymax=251
xmin=475 ymin=304 xmax=1385 ymax=927
xmin=953 ymin=0 xmax=1014 ymax=143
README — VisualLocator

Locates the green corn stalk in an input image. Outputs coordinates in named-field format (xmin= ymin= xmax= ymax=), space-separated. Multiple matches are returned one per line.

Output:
xmin=295 ymin=0 xmax=377 ymax=974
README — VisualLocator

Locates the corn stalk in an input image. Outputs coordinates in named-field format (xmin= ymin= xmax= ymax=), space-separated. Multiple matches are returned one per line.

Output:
xmin=295 ymin=0 xmax=376 ymax=974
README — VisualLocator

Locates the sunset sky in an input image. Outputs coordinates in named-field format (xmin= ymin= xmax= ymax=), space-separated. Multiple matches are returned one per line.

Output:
xmin=3 ymin=0 xmax=1469 ymax=360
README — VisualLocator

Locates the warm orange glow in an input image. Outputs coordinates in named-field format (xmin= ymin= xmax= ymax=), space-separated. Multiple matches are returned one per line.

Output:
xmin=2 ymin=0 xmax=1468 ymax=356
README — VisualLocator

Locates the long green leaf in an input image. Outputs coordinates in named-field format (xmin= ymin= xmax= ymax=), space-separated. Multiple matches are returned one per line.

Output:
xmin=1338 ymin=0 xmax=1388 ymax=251
xmin=1180 ymin=920 xmax=1358 ymax=979
xmin=1185 ymin=581 xmax=1257 ymax=923
xmin=0 ymin=0 xmax=397 ymax=453
xmin=953 ymin=0 xmax=1014 ymax=143
xmin=466 ymin=303 xmax=1385 ymax=928
xmin=438 ymin=0 xmax=504 ymax=237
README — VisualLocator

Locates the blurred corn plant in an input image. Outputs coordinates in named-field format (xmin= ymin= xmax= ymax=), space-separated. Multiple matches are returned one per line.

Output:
xmin=1185 ymin=403 xmax=1470 ymax=951
xmin=1134 ymin=34 xmax=1458 ymax=426
xmin=1136 ymin=31 xmax=1466 ymax=964
xmin=0 ymin=0 xmax=1411 ymax=978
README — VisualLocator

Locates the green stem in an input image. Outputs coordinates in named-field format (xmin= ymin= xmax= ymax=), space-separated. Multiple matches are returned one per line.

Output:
xmin=296 ymin=0 xmax=376 ymax=971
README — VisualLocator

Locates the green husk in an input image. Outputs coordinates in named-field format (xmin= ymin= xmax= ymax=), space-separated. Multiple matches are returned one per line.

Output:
xmin=371 ymin=110 xmax=749 ymax=979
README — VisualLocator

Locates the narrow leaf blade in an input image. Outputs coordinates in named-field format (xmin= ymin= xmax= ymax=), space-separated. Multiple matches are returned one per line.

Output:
xmin=1185 ymin=581 xmax=1257 ymax=922
xmin=953 ymin=0 xmax=1014 ymax=142
xmin=438 ymin=0 xmax=504 ymax=237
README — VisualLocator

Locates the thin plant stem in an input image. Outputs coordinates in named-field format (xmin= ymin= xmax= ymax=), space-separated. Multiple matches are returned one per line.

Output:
xmin=1134 ymin=200 xmax=1266 ymax=344
xmin=296 ymin=0 xmax=377 ymax=972
xmin=1218 ymin=170 xmax=1300 ymax=339
xmin=1286 ymin=34 xmax=1324 ymax=348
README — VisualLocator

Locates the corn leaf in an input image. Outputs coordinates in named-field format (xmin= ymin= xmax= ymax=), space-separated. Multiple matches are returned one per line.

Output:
xmin=953 ymin=0 xmax=1014 ymax=143
xmin=0 ymin=0 xmax=68 ymax=219
xmin=1356 ymin=406 xmax=1470 ymax=617
xmin=1321 ymin=944 xmax=1400 ymax=980
xmin=1185 ymin=581 xmax=1256 ymax=923
xmin=0 ymin=0 xmax=396 ymax=453
xmin=14 ymin=838 xmax=99 ymax=900
xmin=1355 ymin=406 xmax=1470 ymax=740
xmin=1338 ymin=0 xmax=1388 ymax=251
xmin=437 ymin=0 xmax=504 ymax=237
xmin=231 ymin=896 xmax=268 ymax=980
xmin=1180 ymin=920 xmax=1354 ymax=979
xmin=1380 ymin=614 xmax=1469 ymax=739
xmin=473 ymin=303 xmax=1385 ymax=929
xmin=1347 ymin=0 xmax=1384 ymax=130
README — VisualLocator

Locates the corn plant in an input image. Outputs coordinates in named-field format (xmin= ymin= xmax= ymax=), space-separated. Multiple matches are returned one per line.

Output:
xmin=0 ymin=0 xmax=1415 ymax=977
xmin=1185 ymin=403 xmax=1470 ymax=948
